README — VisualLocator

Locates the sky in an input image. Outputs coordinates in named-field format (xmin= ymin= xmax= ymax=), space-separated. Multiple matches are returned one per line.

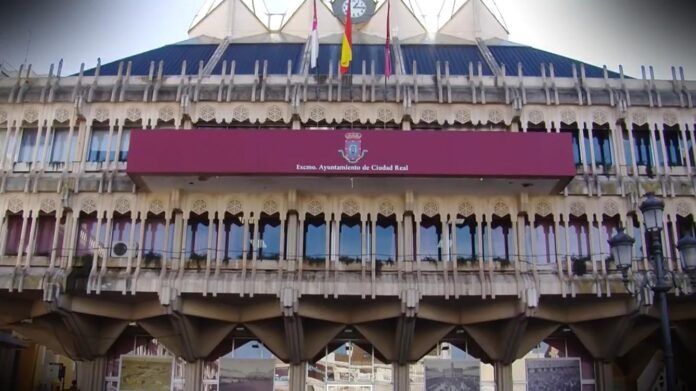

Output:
xmin=0 ymin=0 xmax=695 ymax=79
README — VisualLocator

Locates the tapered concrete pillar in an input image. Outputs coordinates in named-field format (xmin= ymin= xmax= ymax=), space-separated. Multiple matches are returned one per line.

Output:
xmin=289 ymin=362 xmax=307 ymax=391
xmin=393 ymin=363 xmax=410 ymax=391
xmin=494 ymin=362 xmax=513 ymax=391
xmin=184 ymin=359 xmax=204 ymax=391
xmin=76 ymin=356 xmax=106 ymax=391
xmin=596 ymin=361 xmax=614 ymax=391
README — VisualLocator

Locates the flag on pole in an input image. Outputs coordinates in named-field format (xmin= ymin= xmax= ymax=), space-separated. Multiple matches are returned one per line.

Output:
xmin=310 ymin=0 xmax=319 ymax=69
xmin=339 ymin=0 xmax=353 ymax=74
xmin=385 ymin=0 xmax=392 ymax=78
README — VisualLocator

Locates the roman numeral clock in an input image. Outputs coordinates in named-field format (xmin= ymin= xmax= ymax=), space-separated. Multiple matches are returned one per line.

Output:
xmin=331 ymin=0 xmax=377 ymax=24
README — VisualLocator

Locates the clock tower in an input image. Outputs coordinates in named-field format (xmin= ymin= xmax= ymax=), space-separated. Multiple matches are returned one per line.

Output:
xmin=331 ymin=0 xmax=377 ymax=24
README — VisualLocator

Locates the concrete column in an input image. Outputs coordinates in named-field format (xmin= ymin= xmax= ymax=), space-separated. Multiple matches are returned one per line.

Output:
xmin=14 ymin=214 xmax=30 ymax=268
xmin=184 ymin=359 xmax=203 ymax=391
xmin=493 ymin=362 xmax=513 ymax=391
xmin=403 ymin=215 xmax=413 ymax=261
xmin=76 ymin=356 xmax=106 ymax=391
xmin=296 ymin=217 xmax=305 ymax=263
xmin=577 ymin=127 xmax=588 ymax=173
xmin=289 ymin=362 xmax=307 ymax=391
xmin=596 ymin=361 xmax=614 ymax=391
xmin=656 ymin=125 xmax=670 ymax=176
xmin=393 ymin=363 xmax=410 ymax=391
xmin=24 ymin=211 xmax=39 ymax=267
xmin=587 ymin=125 xmax=597 ymax=174
xmin=626 ymin=126 xmax=639 ymax=176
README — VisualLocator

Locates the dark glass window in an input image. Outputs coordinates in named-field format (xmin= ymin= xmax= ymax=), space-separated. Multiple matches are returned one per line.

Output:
xmin=304 ymin=214 xmax=326 ymax=262
xmin=375 ymin=215 xmax=397 ymax=263
xmin=633 ymin=130 xmax=653 ymax=167
xmin=534 ymin=216 xmax=556 ymax=264
xmin=663 ymin=129 xmax=683 ymax=167
xmin=591 ymin=129 xmax=613 ymax=168
xmin=420 ymin=215 xmax=442 ymax=262
xmin=223 ymin=214 xmax=244 ymax=260
xmin=339 ymin=214 xmax=361 ymax=263
xmin=455 ymin=215 xmax=477 ymax=261
xmin=257 ymin=213 xmax=281 ymax=260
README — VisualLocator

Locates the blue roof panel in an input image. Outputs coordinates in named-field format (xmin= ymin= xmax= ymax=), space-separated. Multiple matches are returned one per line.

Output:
xmin=313 ymin=44 xmax=392 ymax=75
xmin=400 ymin=45 xmax=492 ymax=75
xmin=83 ymin=44 xmax=217 ymax=76
xmin=488 ymin=46 xmax=621 ymax=78
xmin=212 ymin=43 xmax=305 ymax=75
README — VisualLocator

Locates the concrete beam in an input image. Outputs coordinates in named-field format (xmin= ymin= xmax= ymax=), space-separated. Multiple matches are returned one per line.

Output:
xmin=570 ymin=315 xmax=657 ymax=361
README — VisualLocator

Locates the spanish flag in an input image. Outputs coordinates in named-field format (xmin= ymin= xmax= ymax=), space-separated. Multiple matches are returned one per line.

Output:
xmin=339 ymin=0 xmax=352 ymax=74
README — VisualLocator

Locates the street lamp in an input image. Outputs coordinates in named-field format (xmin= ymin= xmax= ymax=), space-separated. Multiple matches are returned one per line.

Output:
xmin=607 ymin=193 xmax=677 ymax=391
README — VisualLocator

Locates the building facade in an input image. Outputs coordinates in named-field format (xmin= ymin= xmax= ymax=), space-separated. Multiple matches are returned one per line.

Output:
xmin=0 ymin=0 xmax=695 ymax=390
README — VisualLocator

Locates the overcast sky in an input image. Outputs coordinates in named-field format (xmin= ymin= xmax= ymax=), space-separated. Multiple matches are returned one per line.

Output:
xmin=0 ymin=0 xmax=694 ymax=79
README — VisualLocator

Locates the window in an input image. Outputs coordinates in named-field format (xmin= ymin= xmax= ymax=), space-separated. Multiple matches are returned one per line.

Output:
xmin=257 ymin=213 xmax=281 ymax=260
xmin=622 ymin=130 xmax=633 ymax=166
xmin=186 ymin=217 xmax=209 ymax=258
xmin=223 ymin=214 xmax=244 ymax=261
xmin=17 ymin=128 xmax=38 ymax=163
xmin=566 ymin=216 xmax=590 ymax=259
xmin=118 ymin=129 xmax=131 ymax=162
xmin=88 ymin=128 xmax=109 ymax=162
xmin=375 ymin=215 xmax=397 ymax=263
xmin=562 ymin=129 xmax=582 ymax=166
xmin=599 ymin=216 xmax=620 ymax=259
xmin=591 ymin=129 xmax=613 ymax=168
xmin=488 ymin=215 xmax=513 ymax=261
xmin=534 ymin=216 xmax=557 ymax=264
xmin=49 ymin=128 xmax=75 ymax=163
xmin=75 ymin=215 xmax=99 ymax=256
xmin=633 ymin=130 xmax=653 ymax=167
xmin=663 ymin=129 xmax=683 ymax=167
xmin=339 ymin=214 xmax=361 ymax=263
xmin=109 ymin=216 xmax=133 ymax=256
xmin=676 ymin=215 xmax=695 ymax=239
xmin=420 ymin=215 xmax=442 ymax=262
xmin=304 ymin=214 xmax=326 ymax=262
xmin=4 ymin=215 xmax=26 ymax=255
xmin=34 ymin=215 xmax=56 ymax=256
xmin=454 ymin=216 xmax=477 ymax=261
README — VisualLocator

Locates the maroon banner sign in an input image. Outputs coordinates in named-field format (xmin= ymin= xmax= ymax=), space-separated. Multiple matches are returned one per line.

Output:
xmin=127 ymin=129 xmax=575 ymax=178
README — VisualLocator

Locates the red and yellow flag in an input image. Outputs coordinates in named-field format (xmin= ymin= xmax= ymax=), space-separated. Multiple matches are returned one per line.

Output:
xmin=340 ymin=1 xmax=352 ymax=74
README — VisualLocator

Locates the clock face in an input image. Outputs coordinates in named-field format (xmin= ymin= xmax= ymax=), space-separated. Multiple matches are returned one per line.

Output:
xmin=332 ymin=0 xmax=375 ymax=24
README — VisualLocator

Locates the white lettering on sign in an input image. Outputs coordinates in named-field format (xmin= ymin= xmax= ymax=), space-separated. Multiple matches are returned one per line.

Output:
xmin=295 ymin=163 xmax=409 ymax=173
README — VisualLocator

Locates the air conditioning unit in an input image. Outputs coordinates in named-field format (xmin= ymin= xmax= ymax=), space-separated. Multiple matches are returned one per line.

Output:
xmin=111 ymin=241 xmax=129 ymax=258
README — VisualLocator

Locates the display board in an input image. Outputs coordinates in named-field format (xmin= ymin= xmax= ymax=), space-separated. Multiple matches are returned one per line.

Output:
xmin=219 ymin=358 xmax=275 ymax=391
xmin=424 ymin=359 xmax=480 ymax=391
xmin=526 ymin=358 xmax=582 ymax=391
xmin=119 ymin=355 xmax=173 ymax=391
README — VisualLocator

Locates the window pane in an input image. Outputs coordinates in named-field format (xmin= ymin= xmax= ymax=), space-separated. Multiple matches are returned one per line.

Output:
xmin=17 ymin=129 xmax=37 ymax=163
xmin=304 ymin=217 xmax=326 ymax=261
xmin=339 ymin=216 xmax=361 ymax=262
xmin=88 ymin=129 xmax=109 ymax=162
xmin=50 ymin=129 xmax=69 ymax=163
xmin=187 ymin=218 xmax=209 ymax=257
xmin=4 ymin=215 xmax=24 ymax=255
xmin=119 ymin=129 xmax=131 ymax=162
xmin=35 ymin=216 xmax=56 ymax=256
xmin=420 ymin=216 xmax=441 ymax=261
xmin=144 ymin=217 xmax=166 ymax=255
xmin=376 ymin=217 xmax=396 ymax=262
xmin=75 ymin=216 xmax=98 ymax=256
xmin=455 ymin=218 xmax=476 ymax=260
xmin=258 ymin=215 xmax=280 ymax=260
xmin=225 ymin=216 xmax=244 ymax=260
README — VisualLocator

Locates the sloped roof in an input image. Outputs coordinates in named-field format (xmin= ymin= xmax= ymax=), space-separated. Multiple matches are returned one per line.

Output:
xmin=82 ymin=44 xmax=217 ymax=76
xmin=488 ymin=45 xmax=621 ymax=78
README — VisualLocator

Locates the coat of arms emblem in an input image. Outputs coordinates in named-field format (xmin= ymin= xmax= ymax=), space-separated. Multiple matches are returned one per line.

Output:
xmin=339 ymin=132 xmax=368 ymax=164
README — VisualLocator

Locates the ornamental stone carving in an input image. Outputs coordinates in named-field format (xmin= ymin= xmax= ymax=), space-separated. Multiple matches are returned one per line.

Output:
xmin=560 ymin=109 xmax=577 ymax=124
xmin=158 ymin=106 xmax=175 ymax=122
xmin=309 ymin=105 xmax=325 ymax=122
xmin=592 ymin=110 xmax=608 ymax=125
xmin=94 ymin=108 xmax=109 ymax=122
xmin=377 ymin=106 xmax=394 ymax=123
xmin=342 ymin=199 xmax=359 ymax=217
xmin=569 ymin=201 xmax=586 ymax=217
xmin=458 ymin=201 xmax=474 ymax=217
xmin=535 ymin=200 xmax=552 ymax=217
xmin=233 ymin=105 xmax=249 ymax=122
xmin=493 ymin=200 xmax=510 ymax=216
xmin=0 ymin=110 xmax=6 ymax=124
xmin=114 ymin=198 xmax=131 ymax=215
xmin=126 ymin=107 xmax=142 ymax=122
xmin=24 ymin=109 xmax=39 ymax=123
xmin=198 ymin=105 xmax=216 ymax=122
xmin=488 ymin=109 xmax=504 ymax=124
xmin=663 ymin=112 xmax=678 ymax=127
xmin=149 ymin=199 xmax=165 ymax=215
xmin=632 ymin=111 xmax=648 ymax=125
xmin=528 ymin=110 xmax=544 ymax=125
xmin=191 ymin=199 xmax=208 ymax=215
xmin=344 ymin=106 xmax=359 ymax=122
xmin=378 ymin=201 xmax=395 ymax=217
xmin=421 ymin=109 xmax=437 ymax=123
xmin=266 ymin=105 xmax=283 ymax=122
xmin=8 ymin=198 xmax=23 ymax=214
xmin=676 ymin=201 xmax=692 ymax=217
xmin=226 ymin=199 xmax=243 ymax=215
xmin=40 ymin=199 xmax=57 ymax=214
xmin=603 ymin=200 xmax=619 ymax=217
xmin=55 ymin=108 xmax=70 ymax=123
xmin=307 ymin=199 xmax=323 ymax=216
xmin=455 ymin=109 xmax=471 ymax=124
xmin=422 ymin=201 xmax=439 ymax=217
xmin=81 ymin=198 xmax=98 ymax=214
xmin=262 ymin=199 xmax=279 ymax=215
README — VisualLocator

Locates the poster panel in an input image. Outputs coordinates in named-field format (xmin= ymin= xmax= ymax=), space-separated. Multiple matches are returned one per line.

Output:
xmin=119 ymin=355 xmax=173 ymax=391
xmin=219 ymin=358 xmax=275 ymax=391
xmin=526 ymin=358 xmax=582 ymax=391
xmin=424 ymin=359 xmax=480 ymax=391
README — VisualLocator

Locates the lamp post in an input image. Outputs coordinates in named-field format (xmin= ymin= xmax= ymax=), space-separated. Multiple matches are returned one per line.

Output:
xmin=608 ymin=193 xmax=676 ymax=391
